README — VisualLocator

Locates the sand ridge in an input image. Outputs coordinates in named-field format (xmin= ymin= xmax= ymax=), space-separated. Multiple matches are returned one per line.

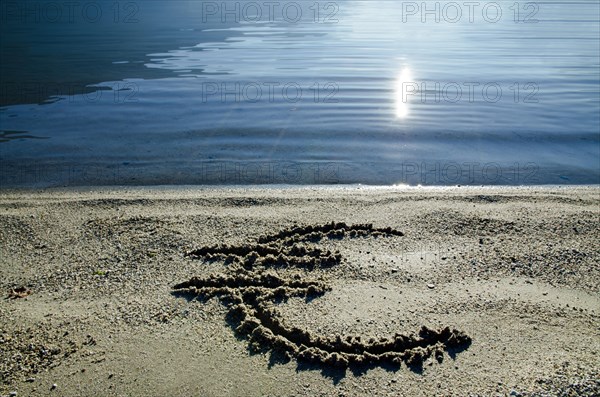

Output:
xmin=175 ymin=222 xmax=471 ymax=370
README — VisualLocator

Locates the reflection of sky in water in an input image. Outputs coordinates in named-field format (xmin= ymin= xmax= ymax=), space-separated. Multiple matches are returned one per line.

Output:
xmin=119 ymin=1 xmax=600 ymax=134
xmin=0 ymin=0 xmax=598 ymax=185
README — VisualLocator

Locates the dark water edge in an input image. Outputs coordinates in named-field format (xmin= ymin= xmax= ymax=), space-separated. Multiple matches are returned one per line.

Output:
xmin=1 ymin=159 xmax=598 ymax=188
xmin=2 ymin=128 xmax=598 ymax=187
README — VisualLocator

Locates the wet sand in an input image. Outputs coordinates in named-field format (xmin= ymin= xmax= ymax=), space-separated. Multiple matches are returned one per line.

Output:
xmin=1 ymin=186 xmax=599 ymax=396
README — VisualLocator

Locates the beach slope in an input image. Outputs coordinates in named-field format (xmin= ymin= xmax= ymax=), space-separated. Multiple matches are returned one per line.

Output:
xmin=1 ymin=186 xmax=598 ymax=396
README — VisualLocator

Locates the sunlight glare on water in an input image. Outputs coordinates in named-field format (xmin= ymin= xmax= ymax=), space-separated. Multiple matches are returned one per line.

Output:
xmin=395 ymin=68 xmax=413 ymax=119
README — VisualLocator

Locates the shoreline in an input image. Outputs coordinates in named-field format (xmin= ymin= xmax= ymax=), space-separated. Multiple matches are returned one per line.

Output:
xmin=2 ymin=183 xmax=598 ymax=198
xmin=1 ymin=186 xmax=598 ymax=396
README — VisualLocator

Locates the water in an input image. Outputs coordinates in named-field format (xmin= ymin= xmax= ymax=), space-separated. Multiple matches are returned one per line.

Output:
xmin=1 ymin=0 xmax=599 ymax=187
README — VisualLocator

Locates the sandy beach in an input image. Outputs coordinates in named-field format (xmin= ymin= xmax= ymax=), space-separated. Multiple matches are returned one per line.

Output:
xmin=1 ymin=186 xmax=598 ymax=396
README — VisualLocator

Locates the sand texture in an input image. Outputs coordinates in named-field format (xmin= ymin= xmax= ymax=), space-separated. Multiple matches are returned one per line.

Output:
xmin=1 ymin=186 xmax=599 ymax=396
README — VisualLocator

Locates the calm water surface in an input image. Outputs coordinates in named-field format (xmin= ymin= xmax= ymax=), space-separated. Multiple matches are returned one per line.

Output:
xmin=1 ymin=0 xmax=599 ymax=186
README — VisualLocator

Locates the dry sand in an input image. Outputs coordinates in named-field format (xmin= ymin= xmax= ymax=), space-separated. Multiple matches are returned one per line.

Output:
xmin=0 ymin=186 xmax=598 ymax=396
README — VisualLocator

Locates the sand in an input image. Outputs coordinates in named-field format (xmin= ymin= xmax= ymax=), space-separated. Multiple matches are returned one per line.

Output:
xmin=0 ymin=186 xmax=598 ymax=396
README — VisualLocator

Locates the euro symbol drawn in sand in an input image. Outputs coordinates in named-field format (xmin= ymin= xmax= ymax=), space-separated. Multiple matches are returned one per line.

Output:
xmin=174 ymin=222 xmax=471 ymax=373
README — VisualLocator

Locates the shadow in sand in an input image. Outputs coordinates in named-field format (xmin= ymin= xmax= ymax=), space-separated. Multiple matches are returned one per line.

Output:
xmin=171 ymin=289 xmax=213 ymax=304
xmin=447 ymin=342 xmax=471 ymax=361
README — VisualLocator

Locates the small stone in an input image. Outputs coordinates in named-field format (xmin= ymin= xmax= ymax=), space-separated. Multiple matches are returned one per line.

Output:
xmin=51 ymin=383 xmax=57 ymax=390
xmin=9 ymin=392 xmax=17 ymax=397
xmin=26 ymin=377 xmax=35 ymax=382
xmin=427 ymin=283 xmax=435 ymax=289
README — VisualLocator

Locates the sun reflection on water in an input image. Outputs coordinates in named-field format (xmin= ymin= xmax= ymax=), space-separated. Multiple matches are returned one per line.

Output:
xmin=395 ymin=68 xmax=413 ymax=118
